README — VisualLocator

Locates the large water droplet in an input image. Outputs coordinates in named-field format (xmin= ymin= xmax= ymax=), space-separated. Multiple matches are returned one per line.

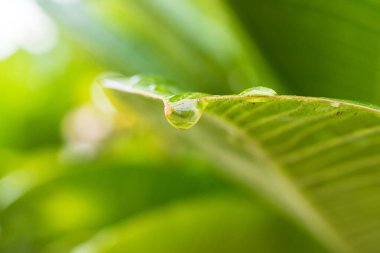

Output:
xmin=240 ymin=86 xmax=277 ymax=96
xmin=165 ymin=93 xmax=207 ymax=130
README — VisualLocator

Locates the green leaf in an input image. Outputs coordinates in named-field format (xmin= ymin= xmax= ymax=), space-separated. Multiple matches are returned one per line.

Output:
xmin=100 ymin=75 xmax=380 ymax=253
xmin=0 ymin=157 xmax=231 ymax=252
xmin=68 ymin=195 xmax=327 ymax=253
xmin=226 ymin=0 xmax=380 ymax=103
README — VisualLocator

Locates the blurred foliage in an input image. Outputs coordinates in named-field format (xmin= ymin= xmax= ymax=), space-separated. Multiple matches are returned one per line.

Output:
xmin=226 ymin=0 xmax=380 ymax=102
xmin=0 ymin=0 xmax=379 ymax=252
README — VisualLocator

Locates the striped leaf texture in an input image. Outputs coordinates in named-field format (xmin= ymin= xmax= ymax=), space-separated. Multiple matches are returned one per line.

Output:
xmin=100 ymin=75 xmax=380 ymax=253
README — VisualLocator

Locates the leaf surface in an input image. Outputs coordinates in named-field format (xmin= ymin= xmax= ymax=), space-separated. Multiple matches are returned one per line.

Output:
xmin=101 ymin=75 xmax=380 ymax=253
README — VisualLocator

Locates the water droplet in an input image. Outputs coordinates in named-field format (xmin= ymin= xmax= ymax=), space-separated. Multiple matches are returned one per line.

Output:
xmin=165 ymin=93 xmax=207 ymax=130
xmin=147 ymin=84 xmax=156 ymax=91
xmin=330 ymin=102 xmax=340 ymax=108
xmin=240 ymin=86 xmax=277 ymax=96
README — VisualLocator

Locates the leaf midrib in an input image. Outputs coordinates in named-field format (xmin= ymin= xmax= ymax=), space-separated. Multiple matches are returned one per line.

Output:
xmin=203 ymin=112 xmax=353 ymax=253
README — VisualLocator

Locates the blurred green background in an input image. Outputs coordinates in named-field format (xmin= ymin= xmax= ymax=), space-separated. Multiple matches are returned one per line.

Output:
xmin=1 ymin=0 xmax=379 ymax=252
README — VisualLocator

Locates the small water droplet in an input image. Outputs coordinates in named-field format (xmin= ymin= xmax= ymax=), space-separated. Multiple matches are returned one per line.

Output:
xmin=147 ymin=84 xmax=156 ymax=91
xmin=240 ymin=86 xmax=277 ymax=96
xmin=330 ymin=102 xmax=340 ymax=108
xmin=165 ymin=93 xmax=207 ymax=130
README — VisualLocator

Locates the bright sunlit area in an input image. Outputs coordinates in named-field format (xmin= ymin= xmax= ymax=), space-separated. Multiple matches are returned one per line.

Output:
xmin=1 ymin=1 xmax=380 ymax=253
xmin=0 ymin=0 xmax=57 ymax=60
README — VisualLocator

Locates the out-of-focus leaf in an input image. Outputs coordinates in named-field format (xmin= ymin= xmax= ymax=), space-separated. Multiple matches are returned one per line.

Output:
xmin=226 ymin=0 xmax=380 ymax=103
xmin=102 ymin=75 xmax=380 ymax=253
xmin=0 ymin=45 xmax=101 ymax=150
xmin=69 ymin=196 xmax=327 ymax=253
xmin=37 ymin=0 xmax=283 ymax=94
xmin=0 ymin=157 xmax=232 ymax=253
